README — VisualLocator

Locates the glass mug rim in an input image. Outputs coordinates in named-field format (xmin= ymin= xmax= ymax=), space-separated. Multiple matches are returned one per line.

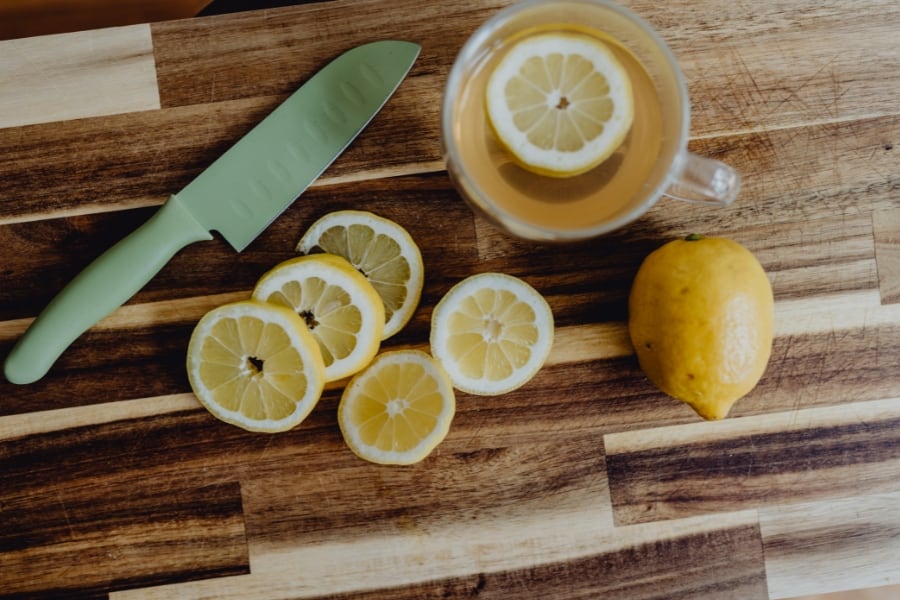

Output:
xmin=440 ymin=0 xmax=692 ymax=241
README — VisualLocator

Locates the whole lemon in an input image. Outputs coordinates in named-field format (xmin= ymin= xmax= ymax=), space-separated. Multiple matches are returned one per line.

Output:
xmin=628 ymin=235 xmax=774 ymax=419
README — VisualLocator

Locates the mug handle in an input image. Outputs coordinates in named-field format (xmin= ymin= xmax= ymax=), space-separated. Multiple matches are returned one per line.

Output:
xmin=663 ymin=151 xmax=742 ymax=206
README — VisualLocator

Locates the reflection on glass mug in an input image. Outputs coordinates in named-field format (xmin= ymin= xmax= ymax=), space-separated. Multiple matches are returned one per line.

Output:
xmin=441 ymin=0 xmax=740 ymax=242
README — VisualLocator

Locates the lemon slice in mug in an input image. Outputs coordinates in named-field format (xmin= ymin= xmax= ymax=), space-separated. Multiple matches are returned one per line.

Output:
xmin=485 ymin=31 xmax=634 ymax=177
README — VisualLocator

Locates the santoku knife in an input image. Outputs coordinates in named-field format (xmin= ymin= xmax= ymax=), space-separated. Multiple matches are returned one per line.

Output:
xmin=4 ymin=40 xmax=420 ymax=385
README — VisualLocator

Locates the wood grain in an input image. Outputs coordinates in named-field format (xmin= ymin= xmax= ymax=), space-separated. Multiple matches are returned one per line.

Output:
xmin=659 ymin=0 xmax=900 ymax=136
xmin=2 ymin=473 xmax=248 ymax=598
xmin=874 ymin=208 xmax=900 ymax=304
xmin=0 ymin=0 xmax=212 ymax=40
xmin=605 ymin=397 xmax=900 ymax=525
xmin=0 ymin=0 xmax=898 ymax=598
xmin=760 ymin=492 xmax=900 ymax=598
xmin=0 ymin=25 xmax=160 ymax=129
xmin=115 ymin=510 xmax=767 ymax=599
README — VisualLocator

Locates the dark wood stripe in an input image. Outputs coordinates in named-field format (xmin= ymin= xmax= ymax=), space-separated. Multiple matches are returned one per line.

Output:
xmin=150 ymin=2 xmax=502 ymax=107
xmin=2 ymin=403 xmax=605 ymax=571
xmin=448 ymin=322 xmax=900 ymax=439
xmin=310 ymin=522 xmax=768 ymax=599
xmin=0 ymin=479 xmax=248 ymax=598
xmin=0 ymin=86 xmax=441 ymax=227
xmin=241 ymin=427 xmax=608 ymax=547
xmin=0 ymin=173 xmax=478 ymax=416
xmin=0 ymin=323 xmax=197 ymax=415
xmin=765 ymin=521 xmax=899 ymax=560
xmin=607 ymin=414 xmax=900 ymax=526
xmin=0 ymin=98 xmax=274 ymax=223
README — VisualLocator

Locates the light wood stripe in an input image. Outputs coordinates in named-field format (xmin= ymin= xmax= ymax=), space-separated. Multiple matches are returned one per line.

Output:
xmin=112 ymin=509 xmax=762 ymax=599
xmin=0 ymin=291 xmax=247 ymax=341
xmin=873 ymin=207 xmax=900 ymax=305
xmin=0 ymin=24 xmax=160 ymax=128
xmin=761 ymin=492 xmax=900 ymax=598
xmin=680 ymin=27 xmax=900 ymax=137
xmin=0 ymin=393 xmax=200 ymax=441
xmin=773 ymin=290 xmax=900 ymax=336
xmin=604 ymin=396 xmax=900 ymax=455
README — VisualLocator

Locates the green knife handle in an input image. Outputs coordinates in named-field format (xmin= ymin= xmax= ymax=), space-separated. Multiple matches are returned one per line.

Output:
xmin=3 ymin=194 xmax=212 ymax=385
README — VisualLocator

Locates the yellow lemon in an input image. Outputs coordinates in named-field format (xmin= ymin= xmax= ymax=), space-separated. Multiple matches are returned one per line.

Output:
xmin=252 ymin=253 xmax=384 ymax=382
xmin=430 ymin=272 xmax=554 ymax=396
xmin=485 ymin=31 xmax=634 ymax=177
xmin=186 ymin=300 xmax=326 ymax=433
xmin=338 ymin=349 xmax=455 ymax=465
xmin=296 ymin=210 xmax=424 ymax=340
xmin=628 ymin=235 xmax=774 ymax=420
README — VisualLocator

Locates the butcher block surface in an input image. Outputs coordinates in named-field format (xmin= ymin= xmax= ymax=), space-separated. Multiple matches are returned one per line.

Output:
xmin=1 ymin=1 xmax=899 ymax=598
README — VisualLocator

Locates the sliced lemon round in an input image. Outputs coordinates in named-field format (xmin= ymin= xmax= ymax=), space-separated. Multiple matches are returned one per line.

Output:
xmin=296 ymin=210 xmax=424 ymax=340
xmin=485 ymin=31 xmax=634 ymax=177
xmin=252 ymin=253 xmax=384 ymax=382
xmin=430 ymin=273 xmax=554 ymax=396
xmin=338 ymin=349 xmax=455 ymax=465
xmin=186 ymin=300 xmax=326 ymax=433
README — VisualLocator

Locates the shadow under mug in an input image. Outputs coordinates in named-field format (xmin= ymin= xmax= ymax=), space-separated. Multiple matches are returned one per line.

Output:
xmin=441 ymin=0 xmax=740 ymax=242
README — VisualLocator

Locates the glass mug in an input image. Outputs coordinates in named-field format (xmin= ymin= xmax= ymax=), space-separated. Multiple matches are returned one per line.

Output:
xmin=441 ymin=0 xmax=740 ymax=242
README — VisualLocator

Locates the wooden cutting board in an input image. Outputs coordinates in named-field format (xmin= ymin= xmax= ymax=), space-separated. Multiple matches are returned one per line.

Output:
xmin=1 ymin=1 xmax=899 ymax=598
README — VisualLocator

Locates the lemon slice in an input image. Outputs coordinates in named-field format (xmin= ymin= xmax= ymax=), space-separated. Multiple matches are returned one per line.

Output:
xmin=296 ymin=210 xmax=424 ymax=340
xmin=186 ymin=300 xmax=326 ymax=433
xmin=338 ymin=349 xmax=455 ymax=465
xmin=430 ymin=273 xmax=554 ymax=396
xmin=485 ymin=31 xmax=634 ymax=177
xmin=252 ymin=254 xmax=384 ymax=382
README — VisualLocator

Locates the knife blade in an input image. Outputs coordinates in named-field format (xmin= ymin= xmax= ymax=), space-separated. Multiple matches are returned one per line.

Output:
xmin=4 ymin=40 xmax=420 ymax=385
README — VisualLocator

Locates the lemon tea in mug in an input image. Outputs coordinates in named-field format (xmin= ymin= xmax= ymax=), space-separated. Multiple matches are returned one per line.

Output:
xmin=441 ymin=0 xmax=740 ymax=242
